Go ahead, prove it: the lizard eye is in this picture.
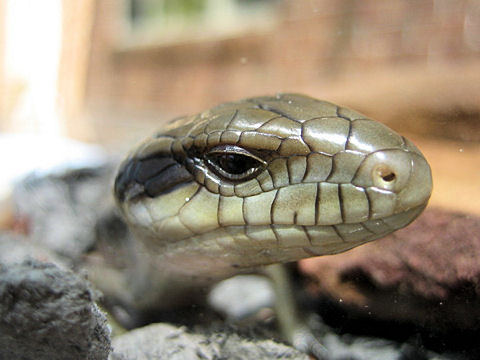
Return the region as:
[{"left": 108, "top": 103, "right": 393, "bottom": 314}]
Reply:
[{"left": 205, "top": 145, "right": 266, "bottom": 181}]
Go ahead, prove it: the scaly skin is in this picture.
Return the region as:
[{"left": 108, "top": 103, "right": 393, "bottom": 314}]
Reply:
[{"left": 114, "top": 93, "right": 432, "bottom": 312}]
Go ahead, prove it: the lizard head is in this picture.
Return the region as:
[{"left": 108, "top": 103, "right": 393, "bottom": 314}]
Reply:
[{"left": 114, "top": 94, "right": 432, "bottom": 272}]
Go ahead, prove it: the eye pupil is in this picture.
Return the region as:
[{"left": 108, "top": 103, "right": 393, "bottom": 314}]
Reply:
[{"left": 218, "top": 154, "right": 257, "bottom": 175}]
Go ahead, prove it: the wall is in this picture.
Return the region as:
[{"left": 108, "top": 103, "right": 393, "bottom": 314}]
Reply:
[{"left": 83, "top": 0, "right": 480, "bottom": 146}]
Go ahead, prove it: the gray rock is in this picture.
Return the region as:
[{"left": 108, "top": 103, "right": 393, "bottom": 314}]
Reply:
[
  {"left": 0, "top": 260, "right": 111, "bottom": 360},
  {"left": 13, "top": 166, "right": 115, "bottom": 260},
  {"left": 109, "top": 319, "right": 453, "bottom": 360},
  {"left": 208, "top": 274, "right": 275, "bottom": 320},
  {"left": 110, "top": 323, "right": 309, "bottom": 360},
  {"left": 0, "top": 232, "right": 71, "bottom": 269}
]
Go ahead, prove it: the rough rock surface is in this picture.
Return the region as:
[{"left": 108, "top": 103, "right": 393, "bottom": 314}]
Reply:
[
  {"left": 109, "top": 316, "right": 452, "bottom": 360},
  {"left": 0, "top": 260, "right": 111, "bottom": 360},
  {"left": 0, "top": 232, "right": 71, "bottom": 269},
  {"left": 299, "top": 207, "right": 480, "bottom": 331},
  {"left": 13, "top": 166, "right": 115, "bottom": 259},
  {"left": 110, "top": 323, "right": 309, "bottom": 360}
]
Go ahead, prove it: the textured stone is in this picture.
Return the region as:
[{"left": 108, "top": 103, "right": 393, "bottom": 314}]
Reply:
[
  {"left": 0, "top": 232, "right": 71, "bottom": 269},
  {"left": 12, "top": 166, "right": 115, "bottom": 259},
  {"left": 109, "top": 323, "right": 308, "bottom": 360},
  {"left": 299, "top": 207, "right": 480, "bottom": 331},
  {"left": 109, "top": 315, "right": 448, "bottom": 360},
  {"left": 0, "top": 260, "right": 111, "bottom": 360}
]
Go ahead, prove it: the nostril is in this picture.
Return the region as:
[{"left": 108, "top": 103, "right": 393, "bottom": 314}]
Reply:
[
  {"left": 376, "top": 165, "right": 396, "bottom": 181},
  {"left": 352, "top": 149, "right": 412, "bottom": 192},
  {"left": 372, "top": 165, "right": 397, "bottom": 190},
  {"left": 381, "top": 171, "right": 396, "bottom": 182}
]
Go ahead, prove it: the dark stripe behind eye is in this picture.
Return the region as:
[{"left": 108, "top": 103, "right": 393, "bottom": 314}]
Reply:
[
  {"left": 115, "top": 156, "right": 194, "bottom": 201},
  {"left": 134, "top": 157, "right": 178, "bottom": 183},
  {"left": 144, "top": 164, "right": 194, "bottom": 197}
]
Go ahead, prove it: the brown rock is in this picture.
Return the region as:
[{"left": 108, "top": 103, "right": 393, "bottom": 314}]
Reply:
[{"left": 299, "top": 207, "right": 480, "bottom": 331}]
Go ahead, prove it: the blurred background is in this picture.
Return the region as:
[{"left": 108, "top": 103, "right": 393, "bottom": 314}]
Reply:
[{"left": 0, "top": 0, "right": 479, "bottom": 214}]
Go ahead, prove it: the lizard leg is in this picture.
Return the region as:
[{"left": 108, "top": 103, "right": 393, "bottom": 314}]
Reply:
[{"left": 265, "top": 263, "right": 329, "bottom": 360}]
